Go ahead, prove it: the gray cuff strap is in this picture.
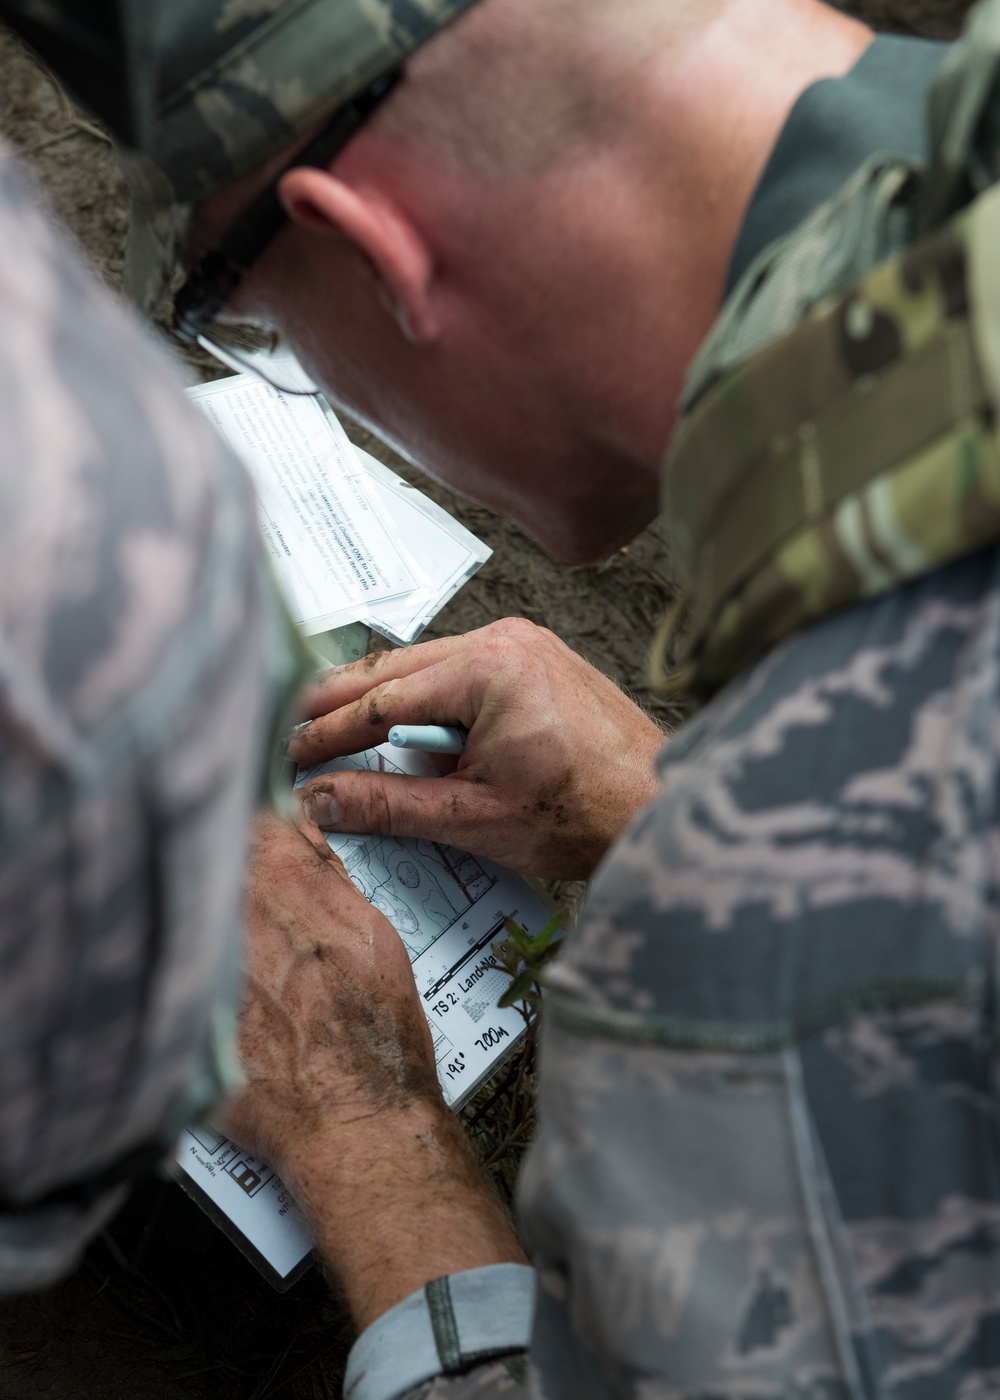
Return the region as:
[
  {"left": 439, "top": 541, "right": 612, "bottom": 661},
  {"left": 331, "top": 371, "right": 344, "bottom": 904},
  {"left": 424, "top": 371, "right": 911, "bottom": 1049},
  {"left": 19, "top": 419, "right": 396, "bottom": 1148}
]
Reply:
[{"left": 344, "top": 1263, "right": 535, "bottom": 1400}]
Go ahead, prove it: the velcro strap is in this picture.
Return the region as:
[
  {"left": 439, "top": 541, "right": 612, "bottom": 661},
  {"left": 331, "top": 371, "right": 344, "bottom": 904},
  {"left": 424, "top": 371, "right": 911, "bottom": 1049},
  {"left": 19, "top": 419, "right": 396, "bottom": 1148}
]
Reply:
[
  {"left": 344, "top": 1264, "right": 535, "bottom": 1400},
  {"left": 654, "top": 193, "right": 1000, "bottom": 697},
  {"left": 689, "top": 319, "right": 987, "bottom": 638}
]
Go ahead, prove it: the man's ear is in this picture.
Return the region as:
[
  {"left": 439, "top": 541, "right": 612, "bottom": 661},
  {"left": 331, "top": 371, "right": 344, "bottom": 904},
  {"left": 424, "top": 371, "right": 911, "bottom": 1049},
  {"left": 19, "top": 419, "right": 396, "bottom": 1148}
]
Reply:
[{"left": 277, "top": 166, "right": 440, "bottom": 343}]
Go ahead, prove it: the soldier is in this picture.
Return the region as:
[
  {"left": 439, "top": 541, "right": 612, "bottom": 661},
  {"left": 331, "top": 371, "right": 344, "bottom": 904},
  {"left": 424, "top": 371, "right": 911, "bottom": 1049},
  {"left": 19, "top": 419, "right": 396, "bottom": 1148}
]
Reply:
[
  {"left": 0, "top": 0, "right": 522, "bottom": 1321},
  {"left": 0, "top": 113, "right": 310, "bottom": 1292},
  {"left": 12, "top": 0, "right": 1000, "bottom": 1398}
]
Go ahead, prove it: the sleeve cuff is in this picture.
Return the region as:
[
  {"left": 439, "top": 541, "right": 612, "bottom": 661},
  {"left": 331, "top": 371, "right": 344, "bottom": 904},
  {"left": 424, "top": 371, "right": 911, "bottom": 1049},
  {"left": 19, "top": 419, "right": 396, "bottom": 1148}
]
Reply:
[{"left": 344, "top": 1263, "right": 535, "bottom": 1400}]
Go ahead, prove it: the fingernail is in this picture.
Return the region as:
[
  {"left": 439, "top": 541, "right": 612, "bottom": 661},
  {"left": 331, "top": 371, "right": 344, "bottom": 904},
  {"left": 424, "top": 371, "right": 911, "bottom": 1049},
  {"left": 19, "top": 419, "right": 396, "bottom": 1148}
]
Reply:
[{"left": 301, "top": 791, "right": 341, "bottom": 829}]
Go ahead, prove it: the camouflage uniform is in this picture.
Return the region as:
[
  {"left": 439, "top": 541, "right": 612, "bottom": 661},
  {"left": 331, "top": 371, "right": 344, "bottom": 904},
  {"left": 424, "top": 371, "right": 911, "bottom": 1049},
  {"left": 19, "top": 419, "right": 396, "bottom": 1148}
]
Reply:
[
  {"left": 523, "top": 559, "right": 1000, "bottom": 1398},
  {"left": 0, "top": 143, "right": 301, "bottom": 1292},
  {"left": 380, "top": 557, "right": 1000, "bottom": 1400},
  {"left": 371, "top": 598, "right": 1000, "bottom": 1400},
  {"left": 349, "top": 9, "right": 1000, "bottom": 1400},
  {"left": 652, "top": 3, "right": 1000, "bottom": 702},
  {"left": 363, "top": 579, "right": 1000, "bottom": 1400}
]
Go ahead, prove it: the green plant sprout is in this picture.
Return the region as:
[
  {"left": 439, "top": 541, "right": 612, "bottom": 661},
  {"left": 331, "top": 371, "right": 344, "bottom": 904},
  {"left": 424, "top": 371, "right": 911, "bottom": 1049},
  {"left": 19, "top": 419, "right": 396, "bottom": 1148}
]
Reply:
[{"left": 492, "top": 910, "right": 566, "bottom": 1025}]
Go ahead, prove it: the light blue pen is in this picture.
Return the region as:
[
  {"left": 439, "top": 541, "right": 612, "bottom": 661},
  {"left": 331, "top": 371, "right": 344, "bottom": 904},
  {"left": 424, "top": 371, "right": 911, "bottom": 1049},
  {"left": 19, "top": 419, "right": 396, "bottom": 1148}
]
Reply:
[{"left": 388, "top": 724, "right": 468, "bottom": 755}]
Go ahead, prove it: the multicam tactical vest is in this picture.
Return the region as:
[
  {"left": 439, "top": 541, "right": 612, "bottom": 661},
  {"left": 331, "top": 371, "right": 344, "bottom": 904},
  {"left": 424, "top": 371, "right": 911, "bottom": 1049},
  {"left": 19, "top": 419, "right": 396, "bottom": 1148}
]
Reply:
[{"left": 652, "top": 0, "right": 1000, "bottom": 699}]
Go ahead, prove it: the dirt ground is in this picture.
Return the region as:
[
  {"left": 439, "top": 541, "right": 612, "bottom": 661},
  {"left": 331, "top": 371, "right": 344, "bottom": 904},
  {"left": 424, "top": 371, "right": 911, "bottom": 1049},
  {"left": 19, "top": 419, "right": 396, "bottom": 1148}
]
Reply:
[{"left": 0, "top": 3, "right": 980, "bottom": 1397}]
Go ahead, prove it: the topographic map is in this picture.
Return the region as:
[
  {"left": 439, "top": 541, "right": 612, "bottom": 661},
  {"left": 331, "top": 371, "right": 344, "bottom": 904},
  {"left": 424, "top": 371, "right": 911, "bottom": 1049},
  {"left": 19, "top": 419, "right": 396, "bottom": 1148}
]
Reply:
[
  {"left": 302, "top": 745, "right": 498, "bottom": 955},
  {"left": 339, "top": 833, "right": 495, "bottom": 955}
]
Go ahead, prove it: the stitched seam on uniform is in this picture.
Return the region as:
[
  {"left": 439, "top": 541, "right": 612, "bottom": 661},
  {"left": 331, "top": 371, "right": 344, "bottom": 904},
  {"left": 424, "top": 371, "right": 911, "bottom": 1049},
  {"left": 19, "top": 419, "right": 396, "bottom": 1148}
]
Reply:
[
  {"left": 425, "top": 1276, "right": 462, "bottom": 1371},
  {"left": 546, "top": 973, "right": 969, "bottom": 1049},
  {"left": 783, "top": 1046, "right": 869, "bottom": 1400}
]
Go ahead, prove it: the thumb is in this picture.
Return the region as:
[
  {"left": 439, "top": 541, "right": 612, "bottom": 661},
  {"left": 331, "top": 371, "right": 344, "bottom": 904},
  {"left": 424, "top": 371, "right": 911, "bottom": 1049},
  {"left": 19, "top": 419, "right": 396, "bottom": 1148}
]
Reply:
[
  {"left": 299, "top": 787, "right": 343, "bottom": 831},
  {"left": 296, "top": 770, "right": 483, "bottom": 847},
  {"left": 292, "top": 793, "right": 345, "bottom": 859}
]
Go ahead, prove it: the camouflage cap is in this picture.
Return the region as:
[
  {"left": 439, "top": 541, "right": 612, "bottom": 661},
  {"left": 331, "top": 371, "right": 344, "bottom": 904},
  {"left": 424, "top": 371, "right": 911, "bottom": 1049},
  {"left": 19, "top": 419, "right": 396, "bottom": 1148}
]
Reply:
[{"left": 121, "top": 0, "right": 484, "bottom": 315}]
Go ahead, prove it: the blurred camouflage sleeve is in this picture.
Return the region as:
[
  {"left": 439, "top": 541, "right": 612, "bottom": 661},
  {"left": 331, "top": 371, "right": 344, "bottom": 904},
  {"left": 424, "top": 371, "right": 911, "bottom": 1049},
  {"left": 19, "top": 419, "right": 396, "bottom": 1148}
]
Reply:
[
  {"left": 514, "top": 544, "right": 1000, "bottom": 1398},
  {"left": 0, "top": 143, "right": 304, "bottom": 1291},
  {"left": 391, "top": 530, "right": 1000, "bottom": 1400}
]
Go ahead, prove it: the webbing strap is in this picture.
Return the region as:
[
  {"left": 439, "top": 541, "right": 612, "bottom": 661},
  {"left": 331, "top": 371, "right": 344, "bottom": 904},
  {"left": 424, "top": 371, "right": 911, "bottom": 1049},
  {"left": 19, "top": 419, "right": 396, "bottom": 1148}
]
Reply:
[{"left": 688, "top": 320, "right": 988, "bottom": 644}]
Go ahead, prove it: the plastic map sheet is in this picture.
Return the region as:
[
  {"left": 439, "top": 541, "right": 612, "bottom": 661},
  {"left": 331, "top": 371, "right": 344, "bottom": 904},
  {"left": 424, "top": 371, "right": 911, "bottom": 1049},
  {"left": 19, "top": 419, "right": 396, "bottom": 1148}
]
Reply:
[
  {"left": 174, "top": 743, "right": 552, "bottom": 1286},
  {"left": 305, "top": 745, "right": 552, "bottom": 1099},
  {"left": 186, "top": 376, "right": 490, "bottom": 644},
  {"left": 173, "top": 1126, "right": 313, "bottom": 1289}
]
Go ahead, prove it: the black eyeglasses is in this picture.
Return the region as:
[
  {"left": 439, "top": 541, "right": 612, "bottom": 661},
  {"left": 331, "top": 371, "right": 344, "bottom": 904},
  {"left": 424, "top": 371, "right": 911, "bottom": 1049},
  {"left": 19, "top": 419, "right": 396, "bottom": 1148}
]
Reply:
[{"left": 172, "top": 67, "right": 403, "bottom": 394}]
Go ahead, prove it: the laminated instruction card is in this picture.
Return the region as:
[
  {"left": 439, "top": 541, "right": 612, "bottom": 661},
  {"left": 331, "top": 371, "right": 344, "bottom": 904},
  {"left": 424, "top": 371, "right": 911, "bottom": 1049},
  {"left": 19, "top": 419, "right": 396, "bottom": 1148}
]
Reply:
[
  {"left": 187, "top": 374, "right": 491, "bottom": 644},
  {"left": 174, "top": 743, "right": 551, "bottom": 1289}
]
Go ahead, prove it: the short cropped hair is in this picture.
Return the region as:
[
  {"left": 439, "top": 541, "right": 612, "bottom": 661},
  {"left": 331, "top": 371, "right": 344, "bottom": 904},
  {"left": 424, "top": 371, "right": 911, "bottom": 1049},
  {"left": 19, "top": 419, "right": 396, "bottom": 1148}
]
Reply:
[{"left": 371, "top": 0, "right": 719, "bottom": 180}]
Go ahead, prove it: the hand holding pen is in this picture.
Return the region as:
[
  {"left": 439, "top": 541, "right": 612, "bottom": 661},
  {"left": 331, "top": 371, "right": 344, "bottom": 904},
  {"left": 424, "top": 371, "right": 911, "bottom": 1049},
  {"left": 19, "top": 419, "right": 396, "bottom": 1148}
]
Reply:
[{"left": 289, "top": 619, "right": 666, "bottom": 880}]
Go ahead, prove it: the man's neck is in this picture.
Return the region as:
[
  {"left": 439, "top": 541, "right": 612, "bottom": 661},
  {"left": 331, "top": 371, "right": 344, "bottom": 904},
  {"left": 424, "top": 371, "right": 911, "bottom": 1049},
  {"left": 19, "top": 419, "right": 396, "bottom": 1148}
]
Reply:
[{"left": 623, "top": 0, "right": 873, "bottom": 459}]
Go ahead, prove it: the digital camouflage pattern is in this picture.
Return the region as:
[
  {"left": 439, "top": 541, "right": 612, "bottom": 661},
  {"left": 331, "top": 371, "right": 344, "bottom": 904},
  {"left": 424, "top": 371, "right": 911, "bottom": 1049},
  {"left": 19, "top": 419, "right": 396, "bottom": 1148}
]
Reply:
[
  {"left": 121, "top": 0, "right": 484, "bottom": 313},
  {"left": 652, "top": 0, "right": 1000, "bottom": 701},
  {"left": 0, "top": 141, "right": 303, "bottom": 1293},
  {"left": 397, "top": 525, "right": 1000, "bottom": 1400},
  {"left": 528, "top": 552, "right": 1000, "bottom": 1398}
]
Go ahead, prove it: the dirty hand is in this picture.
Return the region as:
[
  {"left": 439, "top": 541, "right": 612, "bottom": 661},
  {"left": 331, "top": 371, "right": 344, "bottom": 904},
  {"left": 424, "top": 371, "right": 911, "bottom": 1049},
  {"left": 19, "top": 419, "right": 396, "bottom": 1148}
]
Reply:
[
  {"left": 223, "top": 811, "right": 524, "bottom": 1330},
  {"left": 289, "top": 618, "right": 666, "bottom": 879},
  {"left": 224, "top": 810, "right": 442, "bottom": 1161}
]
